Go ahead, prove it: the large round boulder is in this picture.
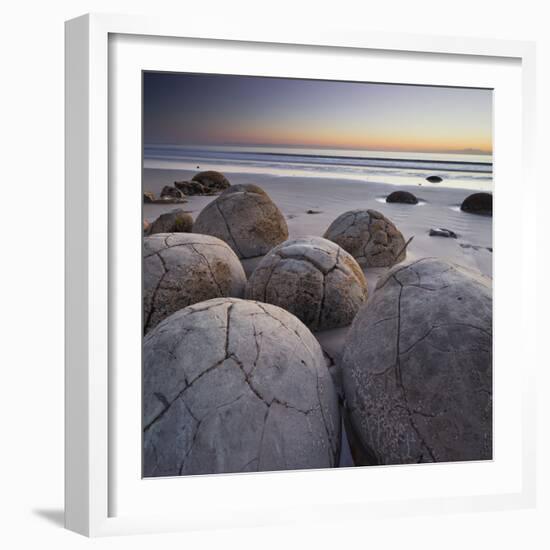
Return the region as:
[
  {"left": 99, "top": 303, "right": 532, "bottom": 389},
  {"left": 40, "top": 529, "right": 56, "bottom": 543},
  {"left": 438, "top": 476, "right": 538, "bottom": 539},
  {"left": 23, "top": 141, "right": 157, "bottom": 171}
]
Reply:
[
  {"left": 148, "top": 209, "right": 193, "bottom": 235},
  {"left": 323, "top": 209, "right": 406, "bottom": 267},
  {"left": 386, "top": 190, "right": 418, "bottom": 204},
  {"left": 143, "top": 233, "right": 246, "bottom": 333},
  {"left": 245, "top": 236, "right": 368, "bottom": 331},
  {"left": 194, "top": 184, "right": 289, "bottom": 259},
  {"left": 143, "top": 297, "right": 341, "bottom": 476},
  {"left": 460, "top": 192, "right": 492, "bottom": 215},
  {"left": 342, "top": 258, "right": 492, "bottom": 465},
  {"left": 191, "top": 170, "right": 231, "bottom": 192}
]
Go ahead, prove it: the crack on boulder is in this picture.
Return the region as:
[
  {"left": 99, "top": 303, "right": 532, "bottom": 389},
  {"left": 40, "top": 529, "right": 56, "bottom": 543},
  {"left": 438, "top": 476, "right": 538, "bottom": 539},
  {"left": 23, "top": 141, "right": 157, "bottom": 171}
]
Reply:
[
  {"left": 315, "top": 369, "right": 338, "bottom": 464},
  {"left": 144, "top": 353, "right": 229, "bottom": 433},
  {"left": 405, "top": 284, "right": 450, "bottom": 292},
  {"left": 256, "top": 303, "right": 318, "bottom": 361},
  {"left": 190, "top": 244, "right": 224, "bottom": 295},
  {"left": 257, "top": 405, "right": 271, "bottom": 468},
  {"left": 377, "top": 258, "right": 436, "bottom": 289},
  {"left": 215, "top": 201, "right": 244, "bottom": 257},
  {"left": 187, "top": 300, "right": 234, "bottom": 315},
  {"left": 393, "top": 278, "right": 437, "bottom": 462},
  {"left": 178, "top": 418, "right": 202, "bottom": 475},
  {"left": 260, "top": 256, "right": 282, "bottom": 302},
  {"left": 144, "top": 268, "right": 168, "bottom": 334}
]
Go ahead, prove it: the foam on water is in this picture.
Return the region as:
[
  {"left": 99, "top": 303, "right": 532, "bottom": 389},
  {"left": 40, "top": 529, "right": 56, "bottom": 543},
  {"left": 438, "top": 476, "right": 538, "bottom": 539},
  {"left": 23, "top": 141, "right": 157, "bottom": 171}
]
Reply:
[{"left": 144, "top": 145, "right": 493, "bottom": 192}]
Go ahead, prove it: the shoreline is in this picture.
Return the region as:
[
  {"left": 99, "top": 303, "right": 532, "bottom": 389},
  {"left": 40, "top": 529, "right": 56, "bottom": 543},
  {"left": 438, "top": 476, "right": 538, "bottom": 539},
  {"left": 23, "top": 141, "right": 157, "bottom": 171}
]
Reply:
[{"left": 143, "top": 168, "right": 493, "bottom": 279}]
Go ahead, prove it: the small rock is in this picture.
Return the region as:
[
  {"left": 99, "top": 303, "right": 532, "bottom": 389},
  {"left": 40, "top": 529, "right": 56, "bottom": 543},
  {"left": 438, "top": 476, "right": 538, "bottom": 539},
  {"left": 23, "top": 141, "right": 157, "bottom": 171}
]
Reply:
[
  {"left": 386, "top": 190, "right": 418, "bottom": 204},
  {"left": 144, "top": 191, "right": 155, "bottom": 203},
  {"left": 148, "top": 209, "right": 193, "bottom": 234},
  {"left": 160, "top": 185, "right": 185, "bottom": 200},
  {"left": 143, "top": 220, "right": 151, "bottom": 234},
  {"left": 306, "top": 209, "right": 322, "bottom": 214},
  {"left": 460, "top": 192, "right": 493, "bottom": 215},
  {"left": 426, "top": 175, "right": 443, "bottom": 183},
  {"left": 429, "top": 228, "right": 458, "bottom": 238}
]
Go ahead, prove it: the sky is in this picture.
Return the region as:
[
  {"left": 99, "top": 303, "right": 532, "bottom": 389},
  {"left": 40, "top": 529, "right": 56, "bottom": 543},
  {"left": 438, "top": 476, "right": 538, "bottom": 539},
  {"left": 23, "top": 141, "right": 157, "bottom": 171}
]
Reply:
[{"left": 143, "top": 72, "right": 493, "bottom": 155}]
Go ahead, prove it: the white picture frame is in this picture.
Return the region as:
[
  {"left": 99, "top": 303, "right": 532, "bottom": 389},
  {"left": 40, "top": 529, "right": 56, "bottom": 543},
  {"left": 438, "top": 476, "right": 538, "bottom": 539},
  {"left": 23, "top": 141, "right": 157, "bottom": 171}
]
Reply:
[{"left": 65, "top": 12, "right": 537, "bottom": 537}]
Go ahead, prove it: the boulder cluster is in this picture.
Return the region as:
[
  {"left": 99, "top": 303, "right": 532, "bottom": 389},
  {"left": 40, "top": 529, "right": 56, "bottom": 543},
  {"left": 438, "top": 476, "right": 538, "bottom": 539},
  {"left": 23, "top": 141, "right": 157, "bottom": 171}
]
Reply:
[{"left": 141, "top": 170, "right": 493, "bottom": 476}]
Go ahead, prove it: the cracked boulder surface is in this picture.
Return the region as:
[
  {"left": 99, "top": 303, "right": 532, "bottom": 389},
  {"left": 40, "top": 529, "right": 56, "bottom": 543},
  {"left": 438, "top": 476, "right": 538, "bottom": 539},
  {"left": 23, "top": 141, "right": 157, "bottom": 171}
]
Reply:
[
  {"left": 342, "top": 258, "right": 492, "bottom": 465},
  {"left": 193, "top": 184, "right": 289, "bottom": 259},
  {"left": 143, "top": 297, "right": 341, "bottom": 477},
  {"left": 245, "top": 236, "right": 368, "bottom": 331},
  {"left": 323, "top": 209, "right": 406, "bottom": 267},
  {"left": 143, "top": 233, "right": 246, "bottom": 333},
  {"left": 148, "top": 209, "right": 193, "bottom": 235}
]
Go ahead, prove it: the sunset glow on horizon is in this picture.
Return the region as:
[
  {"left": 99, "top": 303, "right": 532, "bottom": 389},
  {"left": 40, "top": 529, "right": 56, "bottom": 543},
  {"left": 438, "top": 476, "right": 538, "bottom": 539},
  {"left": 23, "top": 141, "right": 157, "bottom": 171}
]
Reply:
[{"left": 144, "top": 72, "right": 493, "bottom": 155}]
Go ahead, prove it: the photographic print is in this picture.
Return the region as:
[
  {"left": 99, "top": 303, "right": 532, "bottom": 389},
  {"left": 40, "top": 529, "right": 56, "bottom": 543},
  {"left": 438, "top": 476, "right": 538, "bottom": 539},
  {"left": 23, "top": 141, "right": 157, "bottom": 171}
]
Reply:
[{"left": 142, "top": 72, "right": 492, "bottom": 477}]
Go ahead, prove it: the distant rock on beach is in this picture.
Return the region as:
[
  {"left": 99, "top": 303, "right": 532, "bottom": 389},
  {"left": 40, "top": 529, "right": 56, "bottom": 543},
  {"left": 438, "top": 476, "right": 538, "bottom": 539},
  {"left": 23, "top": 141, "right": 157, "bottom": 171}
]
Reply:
[
  {"left": 193, "top": 170, "right": 230, "bottom": 188},
  {"left": 148, "top": 209, "right": 193, "bottom": 235},
  {"left": 174, "top": 170, "right": 232, "bottom": 195},
  {"left": 194, "top": 184, "right": 288, "bottom": 259},
  {"left": 323, "top": 209, "right": 406, "bottom": 268},
  {"left": 143, "top": 233, "right": 246, "bottom": 333},
  {"left": 143, "top": 297, "right": 341, "bottom": 476},
  {"left": 426, "top": 175, "right": 443, "bottom": 183},
  {"left": 161, "top": 185, "right": 185, "bottom": 200},
  {"left": 144, "top": 190, "right": 187, "bottom": 204},
  {"left": 460, "top": 192, "right": 493, "bottom": 215},
  {"left": 386, "top": 190, "right": 418, "bottom": 204},
  {"left": 429, "top": 227, "right": 458, "bottom": 238},
  {"left": 342, "top": 258, "right": 492, "bottom": 465},
  {"left": 246, "top": 236, "right": 368, "bottom": 331}
]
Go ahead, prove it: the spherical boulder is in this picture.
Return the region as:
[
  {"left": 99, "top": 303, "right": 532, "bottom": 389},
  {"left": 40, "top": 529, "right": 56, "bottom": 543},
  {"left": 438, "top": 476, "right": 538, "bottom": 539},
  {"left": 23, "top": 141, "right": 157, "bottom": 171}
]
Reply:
[
  {"left": 323, "top": 209, "right": 406, "bottom": 267},
  {"left": 194, "top": 184, "right": 289, "bottom": 259},
  {"left": 386, "top": 190, "right": 418, "bottom": 204},
  {"left": 460, "top": 192, "right": 492, "bottom": 215},
  {"left": 143, "top": 233, "right": 246, "bottom": 333},
  {"left": 191, "top": 170, "right": 231, "bottom": 192},
  {"left": 342, "top": 258, "right": 492, "bottom": 465},
  {"left": 148, "top": 209, "right": 193, "bottom": 235},
  {"left": 143, "top": 297, "right": 341, "bottom": 476},
  {"left": 246, "top": 236, "right": 368, "bottom": 331}
]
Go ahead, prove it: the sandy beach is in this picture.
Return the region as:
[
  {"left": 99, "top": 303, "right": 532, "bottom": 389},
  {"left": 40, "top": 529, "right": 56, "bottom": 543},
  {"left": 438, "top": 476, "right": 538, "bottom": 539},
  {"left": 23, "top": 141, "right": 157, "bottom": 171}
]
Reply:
[
  {"left": 144, "top": 167, "right": 492, "bottom": 281},
  {"left": 144, "top": 167, "right": 492, "bottom": 469}
]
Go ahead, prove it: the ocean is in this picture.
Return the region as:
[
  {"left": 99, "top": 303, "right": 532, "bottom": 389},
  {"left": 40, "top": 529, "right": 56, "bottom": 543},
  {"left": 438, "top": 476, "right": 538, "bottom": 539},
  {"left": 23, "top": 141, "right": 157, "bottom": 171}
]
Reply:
[{"left": 143, "top": 145, "right": 493, "bottom": 192}]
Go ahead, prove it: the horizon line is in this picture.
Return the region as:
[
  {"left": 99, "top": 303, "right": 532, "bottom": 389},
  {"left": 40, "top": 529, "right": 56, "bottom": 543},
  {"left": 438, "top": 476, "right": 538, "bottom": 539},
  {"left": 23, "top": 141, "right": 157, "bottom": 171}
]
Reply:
[{"left": 143, "top": 143, "right": 493, "bottom": 156}]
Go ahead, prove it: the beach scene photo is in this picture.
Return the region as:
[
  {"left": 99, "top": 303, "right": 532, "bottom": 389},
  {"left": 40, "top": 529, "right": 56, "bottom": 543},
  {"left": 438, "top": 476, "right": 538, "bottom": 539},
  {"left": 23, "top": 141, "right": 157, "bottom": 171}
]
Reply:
[{"left": 142, "top": 72, "right": 493, "bottom": 477}]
